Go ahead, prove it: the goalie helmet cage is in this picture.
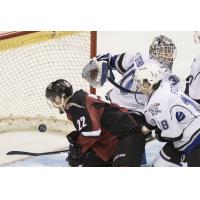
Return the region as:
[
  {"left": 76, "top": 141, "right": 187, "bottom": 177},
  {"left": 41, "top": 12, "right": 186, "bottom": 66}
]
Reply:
[{"left": 0, "top": 31, "right": 97, "bottom": 133}]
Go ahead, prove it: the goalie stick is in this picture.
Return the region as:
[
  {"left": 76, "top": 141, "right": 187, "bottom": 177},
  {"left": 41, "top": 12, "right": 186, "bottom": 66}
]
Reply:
[
  {"left": 7, "top": 149, "right": 69, "bottom": 156},
  {"left": 107, "top": 76, "right": 143, "bottom": 95}
]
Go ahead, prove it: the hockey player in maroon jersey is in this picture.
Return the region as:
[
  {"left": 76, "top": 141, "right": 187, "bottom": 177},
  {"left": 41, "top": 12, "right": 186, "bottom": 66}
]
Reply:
[{"left": 45, "top": 79, "right": 146, "bottom": 167}]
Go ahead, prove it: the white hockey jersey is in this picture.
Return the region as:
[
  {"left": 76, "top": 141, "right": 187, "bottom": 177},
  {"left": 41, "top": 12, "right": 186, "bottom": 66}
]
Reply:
[
  {"left": 188, "top": 54, "right": 200, "bottom": 100},
  {"left": 144, "top": 81, "right": 200, "bottom": 154},
  {"left": 99, "top": 52, "right": 179, "bottom": 114}
]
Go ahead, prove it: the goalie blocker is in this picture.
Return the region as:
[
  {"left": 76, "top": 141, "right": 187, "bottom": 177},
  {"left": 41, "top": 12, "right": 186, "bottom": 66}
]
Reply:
[{"left": 45, "top": 79, "right": 146, "bottom": 167}]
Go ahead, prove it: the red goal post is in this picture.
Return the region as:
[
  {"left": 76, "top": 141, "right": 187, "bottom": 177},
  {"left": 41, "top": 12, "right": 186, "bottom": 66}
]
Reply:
[{"left": 0, "top": 31, "right": 97, "bottom": 133}]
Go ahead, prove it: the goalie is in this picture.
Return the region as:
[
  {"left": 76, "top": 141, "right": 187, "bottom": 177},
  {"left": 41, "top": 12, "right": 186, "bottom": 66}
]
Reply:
[{"left": 45, "top": 79, "right": 146, "bottom": 167}]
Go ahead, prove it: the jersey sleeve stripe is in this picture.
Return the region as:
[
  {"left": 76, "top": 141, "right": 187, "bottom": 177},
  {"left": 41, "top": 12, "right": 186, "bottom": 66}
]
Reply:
[
  {"left": 81, "top": 130, "right": 101, "bottom": 137},
  {"left": 115, "top": 53, "right": 126, "bottom": 74},
  {"left": 194, "top": 72, "right": 200, "bottom": 80}
]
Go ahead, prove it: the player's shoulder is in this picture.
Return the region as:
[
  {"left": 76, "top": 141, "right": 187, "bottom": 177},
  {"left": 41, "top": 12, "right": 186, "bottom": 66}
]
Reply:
[
  {"left": 149, "top": 82, "right": 172, "bottom": 104},
  {"left": 137, "top": 51, "right": 150, "bottom": 62},
  {"left": 191, "top": 54, "right": 200, "bottom": 68},
  {"left": 69, "top": 89, "right": 87, "bottom": 105},
  {"left": 147, "top": 83, "right": 175, "bottom": 115}
]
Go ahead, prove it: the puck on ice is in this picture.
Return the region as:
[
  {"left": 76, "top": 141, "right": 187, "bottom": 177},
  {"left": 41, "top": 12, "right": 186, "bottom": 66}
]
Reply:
[{"left": 38, "top": 124, "right": 47, "bottom": 132}]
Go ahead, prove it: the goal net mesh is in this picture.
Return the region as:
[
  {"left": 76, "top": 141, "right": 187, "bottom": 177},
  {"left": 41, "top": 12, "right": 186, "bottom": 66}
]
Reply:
[{"left": 0, "top": 31, "right": 95, "bottom": 133}]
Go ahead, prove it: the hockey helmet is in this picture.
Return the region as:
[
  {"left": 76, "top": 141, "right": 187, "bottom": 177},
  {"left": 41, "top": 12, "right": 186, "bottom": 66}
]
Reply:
[
  {"left": 45, "top": 79, "right": 73, "bottom": 101},
  {"left": 45, "top": 79, "right": 73, "bottom": 113},
  {"left": 134, "top": 62, "right": 162, "bottom": 92},
  {"left": 149, "top": 35, "right": 176, "bottom": 70}
]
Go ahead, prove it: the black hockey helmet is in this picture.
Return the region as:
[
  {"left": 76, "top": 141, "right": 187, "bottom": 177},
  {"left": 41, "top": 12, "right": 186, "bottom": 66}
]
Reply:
[{"left": 45, "top": 79, "right": 73, "bottom": 101}]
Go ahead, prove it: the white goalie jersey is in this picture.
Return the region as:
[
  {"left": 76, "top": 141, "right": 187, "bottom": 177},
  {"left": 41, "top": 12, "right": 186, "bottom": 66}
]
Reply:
[
  {"left": 144, "top": 81, "right": 200, "bottom": 153},
  {"left": 99, "top": 52, "right": 180, "bottom": 114},
  {"left": 188, "top": 54, "right": 200, "bottom": 101}
]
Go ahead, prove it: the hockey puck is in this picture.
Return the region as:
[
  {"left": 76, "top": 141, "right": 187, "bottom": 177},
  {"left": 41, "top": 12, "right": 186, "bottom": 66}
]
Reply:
[{"left": 38, "top": 124, "right": 47, "bottom": 132}]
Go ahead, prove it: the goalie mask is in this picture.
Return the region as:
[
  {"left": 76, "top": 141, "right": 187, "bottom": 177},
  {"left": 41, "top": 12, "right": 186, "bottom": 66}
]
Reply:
[
  {"left": 134, "top": 63, "right": 162, "bottom": 94},
  {"left": 149, "top": 35, "right": 176, "bottom": 71},
  {"left": 45, "top": 79, "right": 73, "bottom": 114}
]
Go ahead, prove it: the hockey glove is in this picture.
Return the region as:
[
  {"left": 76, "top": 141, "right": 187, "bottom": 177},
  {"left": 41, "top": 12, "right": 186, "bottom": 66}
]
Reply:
[
  {"left": 66, "top": 131, "right": 85, "bottom": 167},
  {"left": 82, "top": 57, "right": 108, "bottom": 88},
  {"left": 66, "top": 131, "right": 80, "bottom": 146},
  {"left": 66, "top": 144, "right": 85, "bottom": 167}
]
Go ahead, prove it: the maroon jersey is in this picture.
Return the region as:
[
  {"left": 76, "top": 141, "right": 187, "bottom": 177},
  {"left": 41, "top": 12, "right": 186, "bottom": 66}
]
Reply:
[{"left": 65, "top": 90, "right": 138, "bottom": 161}]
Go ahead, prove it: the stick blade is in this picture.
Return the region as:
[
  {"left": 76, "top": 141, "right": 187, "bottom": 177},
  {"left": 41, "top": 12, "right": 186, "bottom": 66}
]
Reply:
[{"left": 7, "top": 151, "right": 37, "bottom": 156}]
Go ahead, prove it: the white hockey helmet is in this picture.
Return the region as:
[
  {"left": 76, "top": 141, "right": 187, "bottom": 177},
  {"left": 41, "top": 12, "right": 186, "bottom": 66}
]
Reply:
[
  {"left": 149, "top": 35, "right": 176, "bottom": 70},
  {"left": 134, "top": 62, "right": 162, "bottom": 92}
]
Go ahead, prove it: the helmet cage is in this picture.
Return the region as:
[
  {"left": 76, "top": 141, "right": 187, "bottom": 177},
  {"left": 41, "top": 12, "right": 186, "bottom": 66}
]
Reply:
[
  {"left": 150, "top": 35, "right": 176, "bottom": 69},
  {"left": 46, "top": 94, "right": 66, "bottom": 113}
]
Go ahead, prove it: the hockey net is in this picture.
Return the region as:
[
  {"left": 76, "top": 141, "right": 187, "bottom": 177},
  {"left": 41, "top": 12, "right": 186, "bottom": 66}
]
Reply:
[{"left": 0, "top": 31, "right": 97, "bottom": 133}]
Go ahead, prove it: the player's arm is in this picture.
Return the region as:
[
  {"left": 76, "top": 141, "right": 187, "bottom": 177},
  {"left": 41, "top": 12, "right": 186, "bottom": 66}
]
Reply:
[
  {"left": 186, "top": 54, "right": 200, "bottom": 103},
  {"left": 66, "top": 102, "right": 102, "bottom": 166},
  {"left": 95, "top": 53, "right": 134, "bottom": 73},
  {"left": 184, "top": 75, "right": 191, "bottom": 95},
  {"left": 141, "top": 121, "right": 156, "bottom": 135}
]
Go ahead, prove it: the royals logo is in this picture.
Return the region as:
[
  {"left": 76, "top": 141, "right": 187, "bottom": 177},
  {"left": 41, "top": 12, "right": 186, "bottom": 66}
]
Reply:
[{"left": 148, "top": 103, "right": 161, "bottom": 116}]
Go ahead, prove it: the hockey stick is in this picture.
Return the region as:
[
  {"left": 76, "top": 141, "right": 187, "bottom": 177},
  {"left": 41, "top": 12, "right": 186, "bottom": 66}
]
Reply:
[
  {"left": 145, "top": 135, "right": 156, "bottom": 144},
  {"left": 7, "top": 149, "right": 69, "bottom": 156},
  {"left": 107, "top": 77, "right": 143, "bottom": 95}
]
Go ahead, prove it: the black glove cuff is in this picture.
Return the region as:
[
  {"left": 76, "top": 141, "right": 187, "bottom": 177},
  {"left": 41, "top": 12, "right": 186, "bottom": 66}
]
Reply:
[
  {"left": 67, "top": 131, "right": 80, "bottom": 145},
  {"left": 143, "top": 122, "right": 156, "bottom": 131}
]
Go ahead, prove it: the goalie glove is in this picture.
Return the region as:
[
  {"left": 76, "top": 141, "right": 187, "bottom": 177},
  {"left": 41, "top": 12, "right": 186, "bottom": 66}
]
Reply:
[{"left": 82, "top": 57, "right": 109, "bottom": 88}]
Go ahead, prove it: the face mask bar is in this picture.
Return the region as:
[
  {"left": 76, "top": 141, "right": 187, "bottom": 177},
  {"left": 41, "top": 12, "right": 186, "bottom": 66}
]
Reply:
[
  {"left": 152, "top": 44, "right": 176, "bottom": 63},
  {"left": 46, "top": 94, "right": 66, "bottom": 113}
]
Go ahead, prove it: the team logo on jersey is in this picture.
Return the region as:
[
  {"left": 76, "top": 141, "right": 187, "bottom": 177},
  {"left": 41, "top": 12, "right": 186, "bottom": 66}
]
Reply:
[
  {"left": 135, "top": 55, "right": 144, "bottom": 67},
  {"left": 148, "top": 103, "right": 161, "bottom": 116},
  {"left": 176, "top": 111, "right": 186, "bottom": 122}
]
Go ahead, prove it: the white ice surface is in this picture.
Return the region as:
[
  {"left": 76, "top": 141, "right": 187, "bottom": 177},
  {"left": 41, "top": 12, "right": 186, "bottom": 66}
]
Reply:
[
  {"left": 0, "top": 131, "right": 68, "bottom": 166},
  {"left": 2, "top": 132, "right": 164, "bottom": 167}
]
